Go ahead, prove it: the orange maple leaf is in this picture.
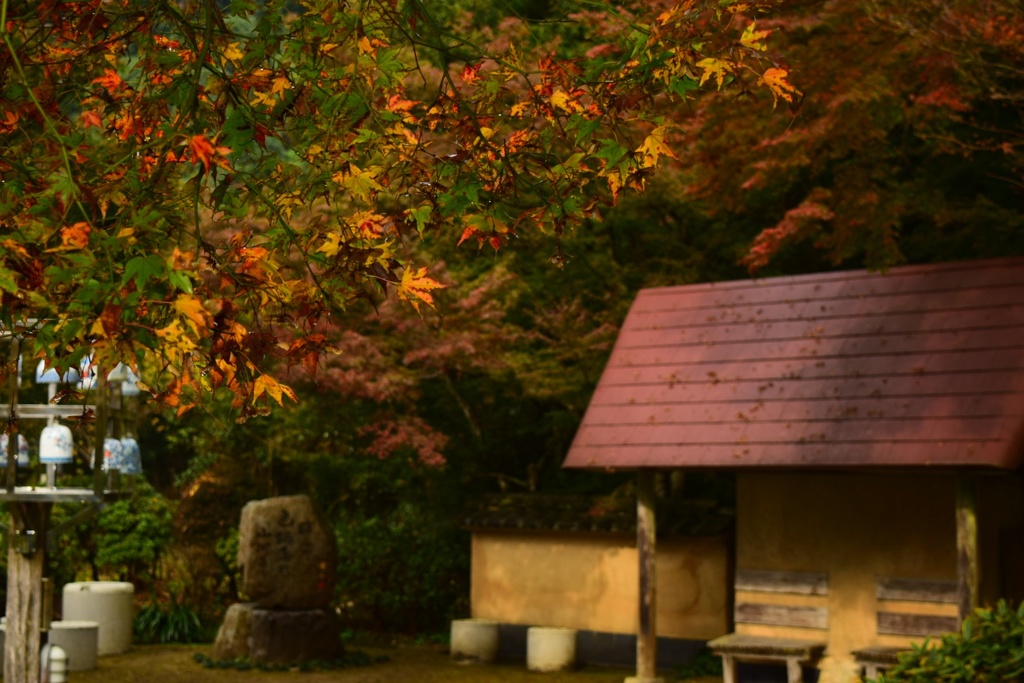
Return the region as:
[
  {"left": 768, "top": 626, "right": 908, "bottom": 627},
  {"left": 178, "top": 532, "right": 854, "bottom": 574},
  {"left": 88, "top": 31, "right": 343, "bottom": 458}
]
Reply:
[
  {"left": 188, "top": 135, "right": 231, "bottom": 173},
  {"left": 92, "top": 69, "right": 124, "bottom": 94},
  {"left": 461, "top": 64, "right": 482, "bottom": 85},
  {"left": 760, "top": 68, "right": 801, "bottom": 109},
  {"left": 80, "top": 110, "right": 103, "bottom": 129},
  {"left": 387, "top": 94, "right": 416, "bottom": 113},
  {"left": 397, "top": 266, "right": 445, "bottom": 312},
  {"left": 0, "top": 110, "right": 18, "bottom": 134},
  {"left": 60, "top": 222, "right": 91, "bottom": 249}
]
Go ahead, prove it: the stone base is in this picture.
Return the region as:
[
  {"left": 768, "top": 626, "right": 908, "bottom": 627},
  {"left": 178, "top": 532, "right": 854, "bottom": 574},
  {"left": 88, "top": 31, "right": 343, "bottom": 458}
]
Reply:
[
  {"left": 211, "top": 603, "right": 256, "bottom": 661},
  {"left": 249, "top": 608, "right": 342, "bottom": 665}
]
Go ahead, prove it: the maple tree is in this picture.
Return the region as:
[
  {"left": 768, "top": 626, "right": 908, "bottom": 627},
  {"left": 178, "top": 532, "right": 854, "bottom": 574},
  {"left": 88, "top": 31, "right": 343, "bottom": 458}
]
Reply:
[
  {"left": 676, "top": 0, "right": 1024, "bottom": 272},
  {"left": 0, "top": 0, "right": 797, "bottom": 420}
]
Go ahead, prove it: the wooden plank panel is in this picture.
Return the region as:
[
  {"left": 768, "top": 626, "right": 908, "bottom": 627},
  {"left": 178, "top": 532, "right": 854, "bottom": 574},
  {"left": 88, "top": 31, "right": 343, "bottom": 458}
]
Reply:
[
  {"left": 600, "top": 349, "right": 1024, "bottom": 385},
  {"left": 618, "top": 308, "right": 1024, "bottom": 349},
  {"left": 562, "top": 440, "right": 1009, "bottom": 469},
  {"left": 610, "top": 329, "right": 1024, "bottom": 368},
  {"left": 736, "top": 570, "right": 828, "bottom": 596},
  {"left": 571, "top": 416, "right": 1008, "bottom": 447},
  {"left": 630, "top": 283, "right": 1024, "bottom": 320},
  {"left": 877, "top": 612, "right": 959, "bottom": 636},
  {"left": 877, "top": 577, "right": 958, "bottom": 604},
  {"left": 735, "top": 603, "right": 828, "bottom": 630},
  {"left": 631, "top": 262, "right": 1024, "bottom": 314},
  {"left": 582, "top": 395, "right": 1019, "bottom": 427},
  {"left": 588, "top": 372, "right": 1024, "bottom": 406}
]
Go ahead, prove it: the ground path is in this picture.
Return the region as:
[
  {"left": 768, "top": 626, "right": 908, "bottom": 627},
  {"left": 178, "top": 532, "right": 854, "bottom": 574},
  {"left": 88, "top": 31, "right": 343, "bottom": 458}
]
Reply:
[{"left": 70, "top": 642, "right": 721, "bottom": 683}]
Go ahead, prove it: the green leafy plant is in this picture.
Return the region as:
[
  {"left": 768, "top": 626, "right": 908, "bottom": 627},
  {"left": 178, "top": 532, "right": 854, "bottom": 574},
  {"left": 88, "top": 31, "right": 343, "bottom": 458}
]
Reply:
[
  {"left": 874, "top": 600, "right": 1024, "bottom": 683},
  {"left": 134, "top": 599, "right": 206, "bottom": 645},
  {"left": 674, "top": 648, "right": 723, "bottom": 680}
]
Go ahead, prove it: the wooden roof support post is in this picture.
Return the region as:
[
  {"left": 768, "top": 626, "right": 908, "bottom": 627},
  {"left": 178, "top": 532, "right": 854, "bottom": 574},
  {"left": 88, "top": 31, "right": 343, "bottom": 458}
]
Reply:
[
  {"left": 956, "top": 476, "right": 979, "bottom": 623},
  {"left": 627, "top": 470, "right": 664, "bottom": 683},
  {"left": 4, "top": 502, "right": 50, "bottom": 683},
  {"left": 6, "top": 336, "right": 20, "bottom": 491}
]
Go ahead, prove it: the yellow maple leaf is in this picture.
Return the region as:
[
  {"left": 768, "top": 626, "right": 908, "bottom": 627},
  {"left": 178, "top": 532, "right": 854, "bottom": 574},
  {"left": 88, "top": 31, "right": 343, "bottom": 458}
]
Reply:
[
  {"left": 740, "top": 22, "right": 772, "bottom": 51},
  {"left": 333, "top": 164, "right": 383, "bottom": 203},
  {"left": 636, "top": 126, "right": 678, "bottom": 169},
  {"left": 397, "top": 266, "right": 445, "bottom": 312},
  {"left": 224, "top": 42, "right": 244, "bottom": 63},
  {"left": 607, "top": 170, "right": 622, "bottom": 202},
  {"left": 550, "top": 90, "right": 583, "bottom": 114},
  {"left": 252, "top": 374, "right": 297, "bottom": 406},
  {"left": 760, "top": 67, "right": 801, "bottom": 108},
  {"left": 271, "top": 76, "right": 291, "bottom": 97},
  {"left": 510, "top": 102, "right": 530, "bottom": 117},
  {"left": 317, "top": 232, "right": 341, "bottom": 257},
  {"left": 696, "top": 57, "right": 732, "bottom": 90},
  {"left": 174, "top": 294, "right": 209, "bottom": 335}
]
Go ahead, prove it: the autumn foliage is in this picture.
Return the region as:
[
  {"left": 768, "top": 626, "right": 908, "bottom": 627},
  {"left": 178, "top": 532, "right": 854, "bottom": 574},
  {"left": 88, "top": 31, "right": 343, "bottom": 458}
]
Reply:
[{"left": 0, "top": 0, "right": 795, "bottom": 418}]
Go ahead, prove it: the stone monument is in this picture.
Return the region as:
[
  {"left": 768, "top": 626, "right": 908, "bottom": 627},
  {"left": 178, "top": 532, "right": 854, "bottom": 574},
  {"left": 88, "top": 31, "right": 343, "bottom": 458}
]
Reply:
[{"left": 212, "top": 495, "right": 342, "bottom": 664}]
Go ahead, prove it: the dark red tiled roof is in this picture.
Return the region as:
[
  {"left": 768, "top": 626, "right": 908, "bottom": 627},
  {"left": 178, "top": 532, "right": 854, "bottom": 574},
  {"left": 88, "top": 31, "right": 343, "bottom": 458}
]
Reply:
[{"left": 563, "top": 258, "right": 1024, "bottom": 470}]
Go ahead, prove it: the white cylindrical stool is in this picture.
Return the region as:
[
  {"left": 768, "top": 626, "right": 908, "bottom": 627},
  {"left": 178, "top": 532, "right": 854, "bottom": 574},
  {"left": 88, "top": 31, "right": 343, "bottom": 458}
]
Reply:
[
  {"left": 48, "top": 620, "right": 100, "bottom": 670},
  {"left": 450, "top": 618, "right": 499, "bottom": 664},
  {"left": 62, "top": 582, "right": 134, "bottom": 655},
  {"left": 527, "top": 626, "right": 577, "bottom": 672}
]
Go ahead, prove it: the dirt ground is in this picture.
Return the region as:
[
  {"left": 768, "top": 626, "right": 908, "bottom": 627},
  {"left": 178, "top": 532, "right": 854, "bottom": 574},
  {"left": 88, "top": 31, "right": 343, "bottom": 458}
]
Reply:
[{"left": 68, "top": 643, "right": 722, "bottom": 683}]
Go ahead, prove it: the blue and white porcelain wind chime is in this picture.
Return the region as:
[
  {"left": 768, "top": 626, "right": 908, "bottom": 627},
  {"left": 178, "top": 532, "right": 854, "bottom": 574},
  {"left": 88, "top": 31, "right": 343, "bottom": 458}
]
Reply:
[{"left": 3, "top": 354, "right": 144, "bottom": 490}]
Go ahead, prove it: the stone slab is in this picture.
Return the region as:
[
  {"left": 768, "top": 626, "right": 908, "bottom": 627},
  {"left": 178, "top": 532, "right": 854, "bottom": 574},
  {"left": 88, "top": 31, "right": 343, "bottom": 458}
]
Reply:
[{"left": 238, "top": 495, "right": 337, "bottom": 609}]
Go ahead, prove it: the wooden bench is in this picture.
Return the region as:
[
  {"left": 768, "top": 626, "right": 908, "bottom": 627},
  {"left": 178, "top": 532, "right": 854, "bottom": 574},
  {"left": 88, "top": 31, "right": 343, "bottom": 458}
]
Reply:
[
  {"left": 851, "top": 645, "right": 904, "bottom": 680},
  {"left": 709, "top": 570, "right": 829, "bottom": 683},
  {"left": 853, "top": 577, "right": 959, "bottom": 679}
]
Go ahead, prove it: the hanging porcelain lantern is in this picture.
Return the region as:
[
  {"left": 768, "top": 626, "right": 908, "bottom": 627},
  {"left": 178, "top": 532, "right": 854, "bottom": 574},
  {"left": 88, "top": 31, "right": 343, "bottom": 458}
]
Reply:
[
  {"left": 102, "top": 438, "right": 123, "bottom": 471},
  {"left": 78, "top": 355, "right": 97, "bottom": 390},
  {"left": 0, "top": 434, "right": 30, "bottom": 468},
  {"left": 108, "top": 363, "right": 141, "bottom": 396},
  {"left": 40, "top": 424, "right": 74, "bottom": 465},
  {"left": 119, "top": 437, "right": 142, "bottom": 475}
]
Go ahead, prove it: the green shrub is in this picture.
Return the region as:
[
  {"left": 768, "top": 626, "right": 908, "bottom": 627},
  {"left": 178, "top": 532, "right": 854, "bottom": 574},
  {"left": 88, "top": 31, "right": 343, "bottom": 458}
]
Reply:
[
  {"left": 134, "top": 598, "right": 206, "bottom": 644},
  {"left": 675, "top": 648, "right": 723, "bottom": 680},
  {"left": 874, "top": 600, "right": 1024, "bottom": 683}
]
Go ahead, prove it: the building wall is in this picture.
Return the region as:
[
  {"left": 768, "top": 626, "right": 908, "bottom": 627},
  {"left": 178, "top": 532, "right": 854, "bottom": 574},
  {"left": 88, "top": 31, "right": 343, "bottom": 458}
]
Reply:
[
  {"left": 737, "top": 471, "right": 1023, "bottom": 683},
  {"left": 471, "top": 531, "right": 729, "bottom": 640}
]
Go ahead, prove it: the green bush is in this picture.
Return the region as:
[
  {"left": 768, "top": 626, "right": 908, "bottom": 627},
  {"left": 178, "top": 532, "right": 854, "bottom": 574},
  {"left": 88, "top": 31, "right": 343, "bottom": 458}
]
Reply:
[
  {"left": 874, "top": 600, "right": 1024, "bottom": 683},
  {"left": 134, "top": 598, "right": 206, "bottom": 644}
]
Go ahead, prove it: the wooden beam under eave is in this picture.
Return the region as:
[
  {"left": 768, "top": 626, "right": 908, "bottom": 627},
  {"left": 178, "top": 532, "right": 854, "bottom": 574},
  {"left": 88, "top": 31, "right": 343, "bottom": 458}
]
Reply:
[
  {"left": 956, "top": 476, "right": 979, "bottom": 623},
  {"left": 626, "top": 470, "right": 664, "bottom": 683}
]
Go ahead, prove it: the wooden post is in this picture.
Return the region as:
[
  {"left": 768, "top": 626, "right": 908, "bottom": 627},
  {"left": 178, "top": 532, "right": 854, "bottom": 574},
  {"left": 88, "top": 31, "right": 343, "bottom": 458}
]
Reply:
[
  {"left": 6, "top": 336, "right": 19, "bottom": 491},
  {"left": 4, "top": 502, "right": 50, "bottom": 683},
  {"left": 627, "top": 470, "right": 663, "bottom": 683},
  {"left": 956, "top": 476, "right": 979, "bottom": 623},
  {"left": 93, "top": 367, "right": 108, "bottom": 497}
]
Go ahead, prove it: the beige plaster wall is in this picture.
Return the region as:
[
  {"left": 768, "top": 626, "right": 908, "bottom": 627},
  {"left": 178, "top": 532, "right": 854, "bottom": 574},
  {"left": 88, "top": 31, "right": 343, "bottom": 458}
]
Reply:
[
  {"left": 737, "top": 472, "right": 990, "bottom": 683},
  {"left": 471, "top": 532, "right": 729, "bottom": 640}
]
